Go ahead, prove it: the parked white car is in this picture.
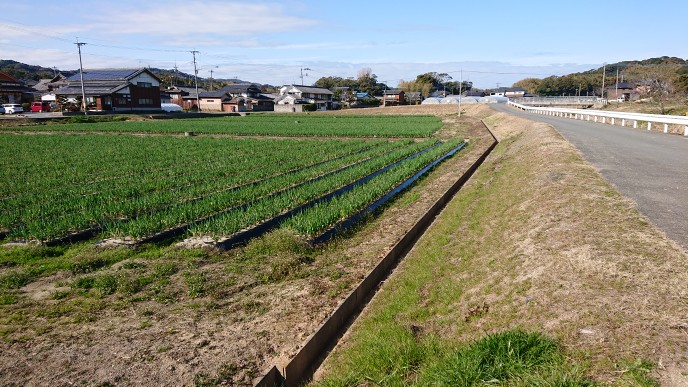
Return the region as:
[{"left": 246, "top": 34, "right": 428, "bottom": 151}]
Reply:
[{"left": 2, "top": 104, "right": 23, "bottom": 114}]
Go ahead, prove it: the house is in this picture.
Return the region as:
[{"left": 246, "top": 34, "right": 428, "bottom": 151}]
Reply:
[
  {"left": 465, "top": 90, "right": 486, "bottom": 97},
  {"left": 197, "top": 90, "right": 247, "bottom": 112},
  {"left": 382, "top": 89, "right": 405, "bottom": 106},
  {"left": 429, "top": 91, "right": 447, "bottom": 98},
  {"left": 0, "top": 70, "right": 30, "bottom": 104},
  {"left": 54, "top": 68, "right": 162, "bottom": 111},
  {"left": 165, "top": 86, "right": 206, "bottom": 111},
  {"left": 605, "top": 82, "right": 640, "bottom": 101},
  {"left": 405, "top": 91, "right": 422, "bottom": 105},
  {"left": 33, "top": 74, "right": 68, "bottom": 94},
  {"left": 198, "top": 90, "right": 231, "bottom": 111},
  {"left": 217, "top": 84, "right": 274, "bottom": 111},
  {"left": 275, "top": 85, "right": 334, "bottom": 111},
  {"left": 197, "top": 84, "right": 274, "bottom": 112},
  {"left": 33, "top": 74, "right": 69, "bottom": 104},
  {"left": 490, "top": 87, "right": 526, "bottom": 98}
]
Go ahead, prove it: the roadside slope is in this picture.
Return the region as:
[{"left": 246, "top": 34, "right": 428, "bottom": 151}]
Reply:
[{"left": 315, "top": 110, "right": 688, "bottom": 385}]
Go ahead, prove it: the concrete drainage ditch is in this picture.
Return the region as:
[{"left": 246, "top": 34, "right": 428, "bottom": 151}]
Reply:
[{"left": 254, "top": 121, "right": 498, "bottom": 386}]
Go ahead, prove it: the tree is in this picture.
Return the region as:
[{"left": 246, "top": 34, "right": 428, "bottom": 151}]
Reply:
[
  {"left": 357, "top": 68, "right": 381, "bottom": 95},
  {"left": 624, "top": 64, "right": 681, "bottom": 114},
  {"left": 399, "top": 79, "right": 433, "bottom": 96},
  {"left": 513, "top": 78, "right": 541, "bottom": 95}
]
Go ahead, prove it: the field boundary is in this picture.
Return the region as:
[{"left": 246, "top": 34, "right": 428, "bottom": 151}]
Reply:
[{"left": 254, "top": 121, "right": 498, "bottom": 386}]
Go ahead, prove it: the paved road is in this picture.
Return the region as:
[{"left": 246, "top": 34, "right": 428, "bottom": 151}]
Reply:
[{"left": 490, "top": 103, "right": 688, "bottom": 251}]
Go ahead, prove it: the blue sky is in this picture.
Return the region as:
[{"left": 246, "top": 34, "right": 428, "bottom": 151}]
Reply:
[{"left": 1, "top": 0, "right": 686, "bottom": 88}]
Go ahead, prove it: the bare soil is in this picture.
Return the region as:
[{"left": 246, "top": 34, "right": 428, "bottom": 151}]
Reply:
[{"left": 0, "top": 105, "right": 493, "bottom": 386}]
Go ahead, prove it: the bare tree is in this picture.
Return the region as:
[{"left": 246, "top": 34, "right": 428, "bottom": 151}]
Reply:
[
  {"left": 624, "top": 65, "right": 680, "bottom": 114},
  {"left": 357, "top": 68, "right": 373, "bottom": 80}
]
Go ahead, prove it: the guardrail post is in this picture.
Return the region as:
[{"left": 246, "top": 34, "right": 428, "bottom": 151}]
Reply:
[
  {"left": 648, "top": 122, "right": 652, "bottom": 131},
  {"left": 684, "top": 125, "right": 688, "bottom": 136},
  {"left": 594, "top": 116, "right": 598, "bottom": 122},
  {"left": 611, "top": 118, "right": 615, "bottom": 125},
  {"left": 587, "top": 114, "right": 590, "bottom": 121},
  {"left": 634, "top": 120, "right": 638, "bottom": 128},
  {"left": 621, "top": 119, "right": 626, "bottom": 127},
  {"left": 664, "top": 123, "right": 669, "bottom": 133},
  {"left": 602, "top": 117, "right": 606, "bottom": 124}
]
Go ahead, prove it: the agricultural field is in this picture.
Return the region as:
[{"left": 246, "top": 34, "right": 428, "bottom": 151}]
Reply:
[
  {"left": 0, "top": 114, "right": 442, "bottom": 137},
  {"left": 0, "top": 106, "right": 490, "bottom": 385},
  {"left": 1, "top": 116, "right": 459, "bottom": 245}
]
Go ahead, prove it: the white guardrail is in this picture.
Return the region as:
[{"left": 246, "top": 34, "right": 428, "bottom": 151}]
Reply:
[{"left": 508, "top": 101, "right": 688, "bottom": 137}]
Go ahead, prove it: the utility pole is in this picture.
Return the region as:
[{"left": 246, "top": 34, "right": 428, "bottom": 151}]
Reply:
[
  {"left": 191, "top": 50, "right": 200, "bottom": 111},
  {"left": 458, "top": 68, "right": 463, "bottom": 118},
  {"left": 75, "top": 39, "right": 88, "bottom": 116},
  {"left": 52, "top": 66, "right": 58, "bottom": 78},
  {"left": 173, "top": 63, "right": 178, "bottom": 87},
  {"left": 601, "top": 63, "right": 606, "bottom": 100},
  {"left": 209, "top": 66, "right": 219, "bottom": 91},
  {"left": 300, "top": 67, "right": 311, "bottom": 85},
  {"left": 615, "top": 67, "right": 619, "bottom": 100}
]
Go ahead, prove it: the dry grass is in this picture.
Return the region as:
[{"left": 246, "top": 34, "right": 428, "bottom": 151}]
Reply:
[
  {"left": 447, "top": 111, "right": 688, "bottom": 383},
  {"left": 316, "top": 107, "right": 688, "bottom": 385}
]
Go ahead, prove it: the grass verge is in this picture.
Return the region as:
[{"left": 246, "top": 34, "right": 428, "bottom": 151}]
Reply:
[{"left": 314, "top": 109, "right": 688, "bottom": 385}]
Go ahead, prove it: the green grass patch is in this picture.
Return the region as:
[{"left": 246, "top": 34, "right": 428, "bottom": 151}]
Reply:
[{"left": 315, "top": 329, "right": 592, "bottom": 386}]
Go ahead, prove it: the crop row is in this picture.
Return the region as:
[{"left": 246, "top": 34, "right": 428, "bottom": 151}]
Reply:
[
  {"left": 112, "top": 139, "right": 439, "bottom": 240},
  {"left": 2, "top": 137, "right": 382, "bottom": 226},
  {"left": 2, "top": 138, "right": 430, "bottom": 242},
  {"left": 1, "top": 135, "right": 372, "bottom": 199},
  {"left": 283, "top": 139, "right": 465, "bottom": 237},
  {"left": 1, "top": 114, "right": 442, "bottom": 138},
  {"left": 187, "top": 139, "right": 459, "bottom": 240}
]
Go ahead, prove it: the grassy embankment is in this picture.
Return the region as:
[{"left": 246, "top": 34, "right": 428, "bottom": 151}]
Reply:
[{"left": 314, "top": 109, "right": 688, "bottom": 386}]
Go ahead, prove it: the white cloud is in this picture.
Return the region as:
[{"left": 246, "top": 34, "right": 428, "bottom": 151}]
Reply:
[{"left": 88, "top": 2, "right": 318, "bottom": 36}]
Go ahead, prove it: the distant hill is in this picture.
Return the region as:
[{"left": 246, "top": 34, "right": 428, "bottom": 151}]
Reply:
[
  {"left": 0, "top": 60, "right": 76, "bottom": 81},
  {"left": 513, "top": 56, "right": 688, "bottom": 96},
  {"left": 581, "top": 56, "right": 688, "bottom": 75}
]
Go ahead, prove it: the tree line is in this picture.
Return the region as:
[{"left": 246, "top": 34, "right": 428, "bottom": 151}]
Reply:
[
  {"left": 512, "top": 57, "right": 688, "bottom": 114},
  {"left": 315, "top": 70, "right": 473, "bottom": 98}
]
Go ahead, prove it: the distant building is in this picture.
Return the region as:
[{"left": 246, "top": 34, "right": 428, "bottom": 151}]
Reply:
[
  {"left": 55, "top": 68, "right": 162, "bottom": 111},
  {"left": 165, "top": 86, "right": 206, "bottom": 111},
  {"left": 605, "top": 82, "right": 640, "bottom": 101},
  {"left": 382, "top": 89, "right": 405, "bottom": 106},
  {"left": 405, "top": 91, "right": 422, "bottom": 105},
  {"left": 0, "top": 70, "right": 30, "bottom": 104},
  {"left": 490, "top": 87, "right": 526, "bottom": 98},
  {"left": 275, "top": 85, "right": 334, "bottom": 111}
]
